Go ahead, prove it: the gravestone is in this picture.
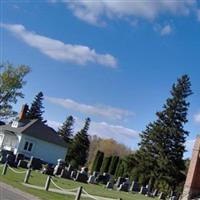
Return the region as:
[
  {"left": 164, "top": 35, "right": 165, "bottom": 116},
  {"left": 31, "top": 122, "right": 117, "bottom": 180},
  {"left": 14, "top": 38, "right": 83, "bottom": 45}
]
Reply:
[
  {"left": 130, "top": 181, "right": 140, "bottom": 192},
  {"left": 6, "top": 154, "right": 16, "bottom": 167},
  {"left": 71, "top": 170, "right": 77, "bottom": 179},
  {"left": 60, "top": 168, "right": 71, "bottom": 179},
  {"left": 42, "top": 164, "right": 54, "bottom": 175},
  {"left": 75, "top": 171, "right": 88, "bottom": 183},
  {"left": 27, "top": 156, "right": 42, "bottom": 170},
  {"left": 118, "top": 178, "right": 130, "bottom": 192},
  {"left": 88, "top": 175, "right": 96, "bottom": 184},
  {"left": 53, "top": 159, "right": 65, "bottom": 175},
  {"left": 93, "top": 171, "right": 99, "bottom": 177},
  {"left": 106, "top": 181, "right": 113, "bottom": 189},
  {"left": 115, "top": 177, "right": 126, "bottom": 187},
  {"left": 0, "top": 150, "right": 13, "bottom": 164},
  {"left": 158, "top": 192, "right": 165, "bottom": 200},
  {"left": 152, "top": 189, "right": 158, "bottom": 197},
  {"left": 15, "top": 153, "right": 24, "bottom": 164},
  {"left": 17, "top": 160, "right": 28, "bottom": 168},
  {"left": 139, "top": 186, "right": 148, "bottom": 195}
]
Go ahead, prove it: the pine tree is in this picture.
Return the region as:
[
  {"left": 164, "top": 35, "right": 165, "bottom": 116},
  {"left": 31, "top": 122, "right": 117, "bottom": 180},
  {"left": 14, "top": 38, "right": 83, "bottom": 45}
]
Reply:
[
  {"left": 68, "top": 118, "right": 91, "bottom": 168},
  {"left": 136, "top": 75, "right": 192, "bottom": 190},
  {"left": 91, "top": 150, "right": 104, "bottom": 173},
  {"left": 58, "top": 116, "right": 74, "bottom": 144},
  {"left": 27, "top": 92, "right": 44, "bottom": 121}
]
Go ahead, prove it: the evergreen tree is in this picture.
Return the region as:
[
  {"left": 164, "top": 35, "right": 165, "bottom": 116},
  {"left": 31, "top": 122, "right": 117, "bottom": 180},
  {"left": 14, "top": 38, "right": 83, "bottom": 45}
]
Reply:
[
  {"left": 27, "top": 92, "right": 44, "bottom": 121},
  {"left": 68, "top": 118, "right": 91, "bottom": 168},
  {"left": 58, "top": 115, "right": 74, "bottom": 144},
  {"left": 91, "top": 150, "right": 104, "bottom": 172},
  {"left": 100, "top": 156, "right": 112, "bottom": 174},
  {"left": 136, "top": 75, "right": 192, "bottom": 191},
  {"left": 109, "top": 156, "right": 119, "bottom": 175}
]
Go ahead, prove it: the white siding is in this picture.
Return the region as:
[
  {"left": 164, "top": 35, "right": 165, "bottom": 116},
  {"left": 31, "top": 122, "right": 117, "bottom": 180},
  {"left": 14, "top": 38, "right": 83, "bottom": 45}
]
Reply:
[{"left": 17, "top": 135, "right": 67, "bottom": 164}]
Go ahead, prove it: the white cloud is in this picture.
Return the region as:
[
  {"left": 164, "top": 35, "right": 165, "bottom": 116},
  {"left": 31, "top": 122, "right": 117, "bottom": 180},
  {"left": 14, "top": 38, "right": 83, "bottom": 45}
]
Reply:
[
  {"left": 1, "top": 23, "right": 117, "bottom": 68},
  {"left": 160, "top": 24, "right": 173, "bottom": 36},
  {"left": 154, "top": 23, "right": 173, "bottom": 36},
  {"left": 47, "top": 118, "right": 139, "bottom": 146},
  {"left": 55, "top": 0, "right": 197, "bottom": 26},
  {"left": 194, "top": 112, "right": 200, "bottom": 123},
  {"left": 45, "top": 96, "right": 134, "bottom": 120}
]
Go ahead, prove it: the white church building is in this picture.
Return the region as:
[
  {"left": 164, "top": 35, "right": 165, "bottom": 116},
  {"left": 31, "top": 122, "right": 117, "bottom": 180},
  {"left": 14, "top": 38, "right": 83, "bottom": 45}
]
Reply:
[{"left": 0, "top": 105, "right": 67, "bottom": 164}]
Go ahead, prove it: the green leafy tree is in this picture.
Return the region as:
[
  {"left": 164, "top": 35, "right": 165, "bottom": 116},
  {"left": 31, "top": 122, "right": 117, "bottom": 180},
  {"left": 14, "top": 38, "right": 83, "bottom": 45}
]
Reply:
[
  {"left": 58, "top": 115, "right": 74, "bottom": 144},
  {"left": 91, "top": 150, "right": 104, "bottom": 173},
  {"left": 27, "top": 92, "right": 44, "bottom": 121},
  {"left": 68, "top": 118, "right": 91, "bottom": 168},
  {"left": 0, "top": 63, "right": 30, "bottom": 119},
  {"left": 136, "top": 75, "right": 192, "bottom": 191}
]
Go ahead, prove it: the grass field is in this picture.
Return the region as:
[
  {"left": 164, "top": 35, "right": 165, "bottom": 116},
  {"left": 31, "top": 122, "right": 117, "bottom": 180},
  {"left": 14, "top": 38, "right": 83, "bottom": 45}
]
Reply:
[{"left": 0, "top": 165, "right": 156, "bottom": 200}]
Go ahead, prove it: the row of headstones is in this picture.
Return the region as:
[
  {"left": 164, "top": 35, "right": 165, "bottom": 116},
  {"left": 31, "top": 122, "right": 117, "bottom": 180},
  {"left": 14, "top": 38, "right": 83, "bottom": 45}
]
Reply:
[
  {"left": 105, "top": 177, "right": 178, "bottom": 200},
  {"left": 0, "top": 151, "right": 44, "bottom": 170},
  {"left": 48, "top": 160, "right": 177, "bottom": 200}
]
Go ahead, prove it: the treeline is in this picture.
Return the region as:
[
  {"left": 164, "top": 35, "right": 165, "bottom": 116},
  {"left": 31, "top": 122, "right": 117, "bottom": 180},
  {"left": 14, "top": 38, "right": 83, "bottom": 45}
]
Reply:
[{"left": 0, "top": 63, "right": 192, "bottom": 196}]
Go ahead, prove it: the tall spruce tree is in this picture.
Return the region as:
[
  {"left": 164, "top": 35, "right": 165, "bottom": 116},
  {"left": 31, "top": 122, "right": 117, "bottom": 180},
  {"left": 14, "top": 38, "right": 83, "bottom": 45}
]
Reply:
[
  {"left": 68, "top": 118, "right": 91, "bottom": 168},
  {"left": 136, "top": 75, "right": 192, "bottom": 190},
  {"left": 27, "top": 92, "right": 44, "bottom": 121},
  {"left": 58, "top": 116, "right": 74, "bottom": 144}
]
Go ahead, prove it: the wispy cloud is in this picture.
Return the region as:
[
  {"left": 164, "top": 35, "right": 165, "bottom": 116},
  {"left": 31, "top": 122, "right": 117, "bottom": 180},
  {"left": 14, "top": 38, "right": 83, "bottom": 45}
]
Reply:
[
  {"left": 194, "top": 112, "right": 200, "bottom": 123},
  {"left": 52, "top": 1, "right": 197, "bottom": 26},
  {"left": 160, "top": 24, "right": 173, "bottom": 36},
  {"left": 47, "top": 118, "right": 139, "bottom": 146},
  {"left": 45, "top": 96, "right": 134, "bottom": 120},
  {"left": 154, "top": 23, "right": 173, "bottom": 36},
  {"left": 1, "top": 23, "right": 117, "bottom": 68}
]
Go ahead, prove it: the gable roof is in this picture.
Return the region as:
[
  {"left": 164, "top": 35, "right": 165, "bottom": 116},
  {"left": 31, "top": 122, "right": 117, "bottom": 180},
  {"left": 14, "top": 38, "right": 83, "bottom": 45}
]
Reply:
[{"left": 1, "top": 119, "right": 67, "bottom": 148}]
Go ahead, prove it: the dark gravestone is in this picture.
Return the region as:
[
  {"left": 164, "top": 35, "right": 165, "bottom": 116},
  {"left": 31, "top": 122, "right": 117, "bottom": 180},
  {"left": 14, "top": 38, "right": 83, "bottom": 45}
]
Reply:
[
  {"left": 67, "top": 164, "right": 73, "bottom": 172},
  {"left": 88, "top": 175, "right": 96, "bottom": 184},
  {"left": 42, "top": 164, "right": 54, "bottom": 176},
  {"left": 17, "top": 160, "right": 28, "bottom": 168},
  {"left": 15, "top": 153, "right": 24, "bottom": 164},
  {"left": 27, "top": 156, "right": 42, "bottom": 170},
  {"left": 60, "top": 168, "right": 71, "bottom": 179},
  {"left": 71, "top": 170, "right": 77, "bottom": 179},
  {"left": 115, "top": 177, "right": 126, "bottom": 187},
  {"left": 139, "top": 186, "right": 148, "bottom": 195},
  {"left": 152, "top": 189, "right": 158, "bottom": 197},
  {"left": 53, "top": 159, "right": 65, "bottom": 175},
  {"left": 130, "top": 181, "right": 140, "bottom": 192},
  {"left": 6, "top": 154, "right": 16, "bottom": 167},
  {"left": 159, "top": 192, "right": 165, "bottom": 200},
  {"left": 0, "top": 150, "right": 13, "bottom": 164},
  {"left": 93, "top": 171, "right": 99, "bottom": 177},
  {"left": 106, "top": 181, "right": 113, "bottom": 189},
  {"left": 102, "top": 173, "right": 111, "bottom": 184},
  {"left": 75, "top": 172, "right": 88, "bottom": 183},
  {"left": 118, "top": 179, "right": 131, "bottom": 192}
]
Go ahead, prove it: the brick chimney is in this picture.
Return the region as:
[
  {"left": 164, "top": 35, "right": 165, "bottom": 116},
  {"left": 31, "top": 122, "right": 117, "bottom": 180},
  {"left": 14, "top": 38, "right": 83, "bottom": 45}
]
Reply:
[{"left": 19, "top": 104, "right": 29, "bottom": 121}]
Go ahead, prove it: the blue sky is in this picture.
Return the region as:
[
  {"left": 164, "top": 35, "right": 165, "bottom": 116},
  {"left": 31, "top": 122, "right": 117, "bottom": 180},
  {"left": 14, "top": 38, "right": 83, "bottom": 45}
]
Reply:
[{"left": 1, "top": 0, "right": 200, "bottom": 157}]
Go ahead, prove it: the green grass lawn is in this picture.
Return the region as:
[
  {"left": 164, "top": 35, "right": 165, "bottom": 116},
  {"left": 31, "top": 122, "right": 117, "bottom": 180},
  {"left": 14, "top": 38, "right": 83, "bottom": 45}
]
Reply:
[{"left": 0, "top": 165, "right": 156, "bottom": 200}]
